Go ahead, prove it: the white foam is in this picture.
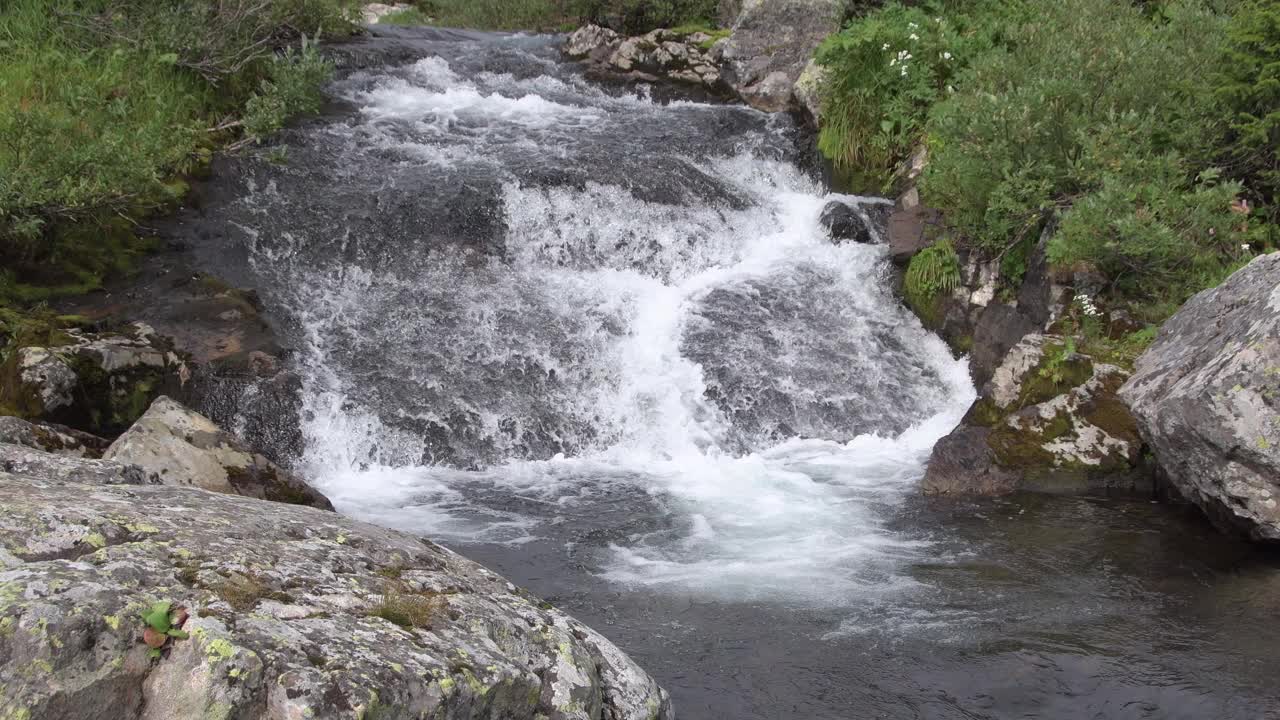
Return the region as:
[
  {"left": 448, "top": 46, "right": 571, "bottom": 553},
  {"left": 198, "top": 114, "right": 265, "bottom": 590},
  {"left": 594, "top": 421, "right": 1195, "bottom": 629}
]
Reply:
[{"left": 273, "top": 51, "right": 976, "bottom": 607}]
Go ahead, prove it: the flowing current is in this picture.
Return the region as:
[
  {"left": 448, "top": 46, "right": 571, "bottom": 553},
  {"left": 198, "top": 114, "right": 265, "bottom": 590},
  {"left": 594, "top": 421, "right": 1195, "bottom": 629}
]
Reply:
[{"left": 194, "top": 28, "right": 1280, "bottom": 720}]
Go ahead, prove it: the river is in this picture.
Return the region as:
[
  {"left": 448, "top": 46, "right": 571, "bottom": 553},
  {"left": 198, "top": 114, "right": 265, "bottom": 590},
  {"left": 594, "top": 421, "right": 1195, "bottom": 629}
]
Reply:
[{"left": 186, "top": 26, "right": 1280, "bottom": 720}]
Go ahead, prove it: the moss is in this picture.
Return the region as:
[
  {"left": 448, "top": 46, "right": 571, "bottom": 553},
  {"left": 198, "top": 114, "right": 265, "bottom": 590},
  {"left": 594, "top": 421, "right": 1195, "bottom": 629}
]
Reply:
[
  {"left": 1014, "top": 343, "right": 1093, "bottom": 409},
  {"left": 988, "top": 424, "right": 1056, "bottom": 468},
  {"left": 1078, "top": 377, "right": 1141, "bottom": 445},
  {"left": 963, "top": 398, "right": 1004, "bottom": 427}
]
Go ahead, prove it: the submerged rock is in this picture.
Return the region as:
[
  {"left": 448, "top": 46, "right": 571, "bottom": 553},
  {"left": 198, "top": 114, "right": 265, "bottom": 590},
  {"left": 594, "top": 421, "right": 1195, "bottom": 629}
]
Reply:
[
  {"left": 818, "top": 201, "right": 873, "bottom": 244},
  {"left": 0, "top": 322, "right": 189, "bottom": 438},
  {"left": 104, "top": 396, "right": 332, "bottom": 511},
  {"left": 1120, "top": 253, "right": 1280, "bottom": 542},
  {"left": 924, "top": 334, "right": 1147, "bottom": 495},
  {"left": 719, "top": 0, "right": 845, "bottom": 111},
  {"left": 0, "top": 452, "right": 673, "bottom": 720}
]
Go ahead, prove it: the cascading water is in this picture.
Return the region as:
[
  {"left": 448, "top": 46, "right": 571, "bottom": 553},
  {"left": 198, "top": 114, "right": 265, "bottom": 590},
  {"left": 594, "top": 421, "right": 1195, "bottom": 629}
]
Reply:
[{"left": 191, "top": 27, "right": 1280, "bottom": 720}]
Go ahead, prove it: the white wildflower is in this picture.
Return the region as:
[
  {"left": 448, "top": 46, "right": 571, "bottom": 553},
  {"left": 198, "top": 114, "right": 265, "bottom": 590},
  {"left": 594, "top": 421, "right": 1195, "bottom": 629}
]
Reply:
[
  {"left": 909, "top": 33, "right": 919, "bottom": 41},
  {"left": 942, "top": 51, "right": 952, "bottom": 60},
  {"left": 947, "top": 85, "right": 955, "bottom": 93},
  {"left": 1074, "top": 295, "right": 1101, "bottom": 318},
  {"left": 901, "top": 67, "right": 908, "bottom": 77},
  {"left": 890, "top": 58, "right": 897, "bottom": 66},
  {"left": 882, "top": 43, "right": 890, "bottom": 50},
  {"left": 1241, "top": 243, "right": 1251, "bottom": 250},
  {"left": 908, "top": 21, "right": 919, "bottom": 29}
]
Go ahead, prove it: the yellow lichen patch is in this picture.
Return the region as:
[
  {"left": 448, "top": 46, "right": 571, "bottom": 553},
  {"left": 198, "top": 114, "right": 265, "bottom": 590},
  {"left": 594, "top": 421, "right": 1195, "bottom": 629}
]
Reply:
[{"left": 102, "top": 615, "right": 121, "bottom": 631}]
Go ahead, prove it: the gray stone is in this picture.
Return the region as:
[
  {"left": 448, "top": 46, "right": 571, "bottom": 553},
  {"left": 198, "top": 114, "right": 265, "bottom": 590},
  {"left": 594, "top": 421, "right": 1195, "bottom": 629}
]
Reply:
[
  {"left": 0, "top": 416, "right": 109, "bottom": 458},
  {"left": 104, "top": 396, "right": 333, "bottom": 511},
  {"left": 564, "top": 24, "right": 620, "bottom": 59},
  {"left": 0, "top": 443, "right": 158, "bottom": 486},
  {"left": 1120, "top": 252, "right": 1280, "bottom": 542},
  {"left": 0, "top": 454, "right": 673, "bottom": 720},
  {"left": 924, "top": 334, "right": 1146, "bottom": 495},
  {"left": 362, "top": 3, "right": 415, "bottom": 24},
  {"left": 0, "top": 323, "right": 190, "bottom": 437},
  {"left": 792, "top": 60, "right": 827, "bottom": 125},
  {"left": 720, "top": 0, "right": 845, "bottom": 112}
]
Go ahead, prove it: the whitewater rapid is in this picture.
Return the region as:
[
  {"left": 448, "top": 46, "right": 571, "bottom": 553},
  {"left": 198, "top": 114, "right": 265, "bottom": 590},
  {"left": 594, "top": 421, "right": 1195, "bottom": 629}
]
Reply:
[{"left": 232, "top": 34, "right": 974, "bottom": 604}]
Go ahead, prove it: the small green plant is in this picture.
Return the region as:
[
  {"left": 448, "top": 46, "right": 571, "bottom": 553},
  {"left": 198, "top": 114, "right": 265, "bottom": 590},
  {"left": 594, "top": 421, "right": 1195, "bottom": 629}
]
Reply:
[
  {"left": 139, "top": 600, "right": 189, "bottom": 658},
  {"left": 241, "top": 36, "right": 333, "bottom": 145},
  {"left": 904, "top": 240, "right": 961, "bottom": 300},
  {"left": 1038, "top": 337, "right": 1076, "bottom": 386}
]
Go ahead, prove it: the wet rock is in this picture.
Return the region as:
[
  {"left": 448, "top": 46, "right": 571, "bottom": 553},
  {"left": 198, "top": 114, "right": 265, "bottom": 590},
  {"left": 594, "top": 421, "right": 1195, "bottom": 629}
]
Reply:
[
  {"left": 0, "top": 323, "right": 190, "bottom": 437},
  {"left": 0, "top": 416, "right": 109, "bottom": 458},
  {"left": 1120, "top": 253, "right": 1280, "bottom": 542},
  {"left": 924, "top": 334, "right": 1147, "bottom": 495},
  {"left": 719, "top": 0, "right": 845, "bottom": 111},
  {"left": 819, "top": 201, "right": 872, "bottom": 244},
  {"left": 0, "top": 454, "right": 673, "bottom": 720},
  {"left": 104, "top": 396, "right": 332, "bottom": 510}
]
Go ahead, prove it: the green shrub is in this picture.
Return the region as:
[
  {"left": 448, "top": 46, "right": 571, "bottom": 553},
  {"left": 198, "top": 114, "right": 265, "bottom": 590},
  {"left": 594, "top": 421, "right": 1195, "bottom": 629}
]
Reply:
[
  {"left": 1217, "top": 0, "right": 1280, "bottom": 225},
  {"left": 0, "top": 0, "right": 355, "bottom": 303},
  {"left": 419, "top": 0, "right": 716, "bottom": 33},
  {"left": 904, "top": 239, "right": 961, "bottom": 322},
  {"left": 378, "top": 7, "right": 434, "bottom": 26},
  {"left": 917, "top": 0, "right": 1241, "bottom": 305},
  {"left": 243, "top": 37, "right": 333, "bottom": 143},
  {"left": 815, "top": 0, "right": 1026, "bottom": 190}
]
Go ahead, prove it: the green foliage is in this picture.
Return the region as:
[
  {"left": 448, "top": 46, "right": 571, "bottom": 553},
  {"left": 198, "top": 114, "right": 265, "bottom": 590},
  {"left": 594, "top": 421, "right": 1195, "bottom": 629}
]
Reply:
[
  {"left": 139, "top": 600, "right": 190, "bottom": 658},
  {"left": 904, "top": 239, "right": 961, "bottom": 313},
  {"left": 243, "top": 37, "right": 333, "bottom": 143},
  {"left": 815, "top": 0, "right": 1026, "bottom": 190},
  {"left": 1217, "top": 0, "right": 1280, "bottom": 225},
  {"left": 0, "top": 0, "right": 355, "bottom": 306},
  {"left": 377, "top": 7, "right": 435, "bottom": 26},
  {"left": 419, "top": 0, "right": 717, "bottom": 33}
]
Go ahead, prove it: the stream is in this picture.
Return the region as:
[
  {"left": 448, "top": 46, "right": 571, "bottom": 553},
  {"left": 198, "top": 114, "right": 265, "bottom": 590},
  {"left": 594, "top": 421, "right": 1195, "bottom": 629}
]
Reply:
[{"left": 188, "top": 27, "right": 1280, "bottom": 720}]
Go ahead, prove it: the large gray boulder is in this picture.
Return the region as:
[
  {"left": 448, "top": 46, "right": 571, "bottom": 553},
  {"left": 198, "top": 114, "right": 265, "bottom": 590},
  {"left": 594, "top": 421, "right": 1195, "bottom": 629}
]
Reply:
[
  {"left": 1120, "top": 253, "right": 1280, "bottom": 542},
  {"left": 719, "top": 0, "right": 845, "bottom": 112},
  {"left": 0, "top": 453, "right": 673, "bottom": 720},
  {"left": 104, "top": 396, "right": 333, "bottom": 511},
  {"left": 0, "top": 416, "right": 109, "bottom": 458}
]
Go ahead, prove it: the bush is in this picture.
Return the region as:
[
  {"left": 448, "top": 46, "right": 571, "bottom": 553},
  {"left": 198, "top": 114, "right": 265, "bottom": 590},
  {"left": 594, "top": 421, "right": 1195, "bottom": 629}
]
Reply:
[
  {"left": 242, "top": 37, "right": 333, "bottom": 143},
  {"left": 903, "top": 239, "right": 961, "bottom": 323},
  {"left": 815, "top": 0, "right": 1026, "bottom": 190},
  {"left": 1217, "top": 0, "right": 1280, "bottom": 225},
  {"left": 918, "top": 0, "right": 1242, "bottom": 304},
  {"left": 419, "top": 0, "right": 717, "bottom": 33},
  {"left": 0, "top": 0, "right": 356, "bottom": 302}
]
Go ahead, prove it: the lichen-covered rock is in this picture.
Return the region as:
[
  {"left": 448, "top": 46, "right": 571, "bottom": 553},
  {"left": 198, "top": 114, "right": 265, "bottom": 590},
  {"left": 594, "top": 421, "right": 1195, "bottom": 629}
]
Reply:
[
  {"left": 792, "top": 59, "right": 828, "bottom": 125},
  {"left": 0, "top": 416, "right": 109, "bottom": 458},
  {"left": 565, "top": 25, "right": 728, "bottom": 94},
  {"left": 0, "top": 323, "right": 190, "bottom": 438},
  {"left": 565, "top": 24, "right": 620, "bottom": 59},
  {"left": 0, "top": 442, "right": 158, "bottom": 487},
  {"left": 0, "top": 454, "right": 673, "bottom": 720},
  {"left": 924, "top": 334, "right": 1147, "bottom": 495},
  {"left": 719, "top": 0, "right": 845, "bottom": 111},
  {"left": 104, "top": 396, "right": 332, "bottom": 511},
  {"left": 1120, "top": 252, "right": 1280, "bottom": 542}
]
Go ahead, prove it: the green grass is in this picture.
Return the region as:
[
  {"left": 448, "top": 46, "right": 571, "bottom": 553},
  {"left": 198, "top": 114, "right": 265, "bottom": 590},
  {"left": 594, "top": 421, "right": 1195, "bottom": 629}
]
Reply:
[
  {"left": 420, "top": 0, "right": 574, "bottom": 31},
  {"left": 0, "top": 0, "right": 357, "bottom": 311},
  {"left": 377, "top": 7, "right": 435, "bottom": 26}
]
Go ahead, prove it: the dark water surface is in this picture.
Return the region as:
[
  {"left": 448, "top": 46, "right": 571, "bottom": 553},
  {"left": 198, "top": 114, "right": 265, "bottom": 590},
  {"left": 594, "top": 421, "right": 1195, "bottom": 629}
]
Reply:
[{"left": 185, "top": 26, "right": 1280, "bottom": 720}]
